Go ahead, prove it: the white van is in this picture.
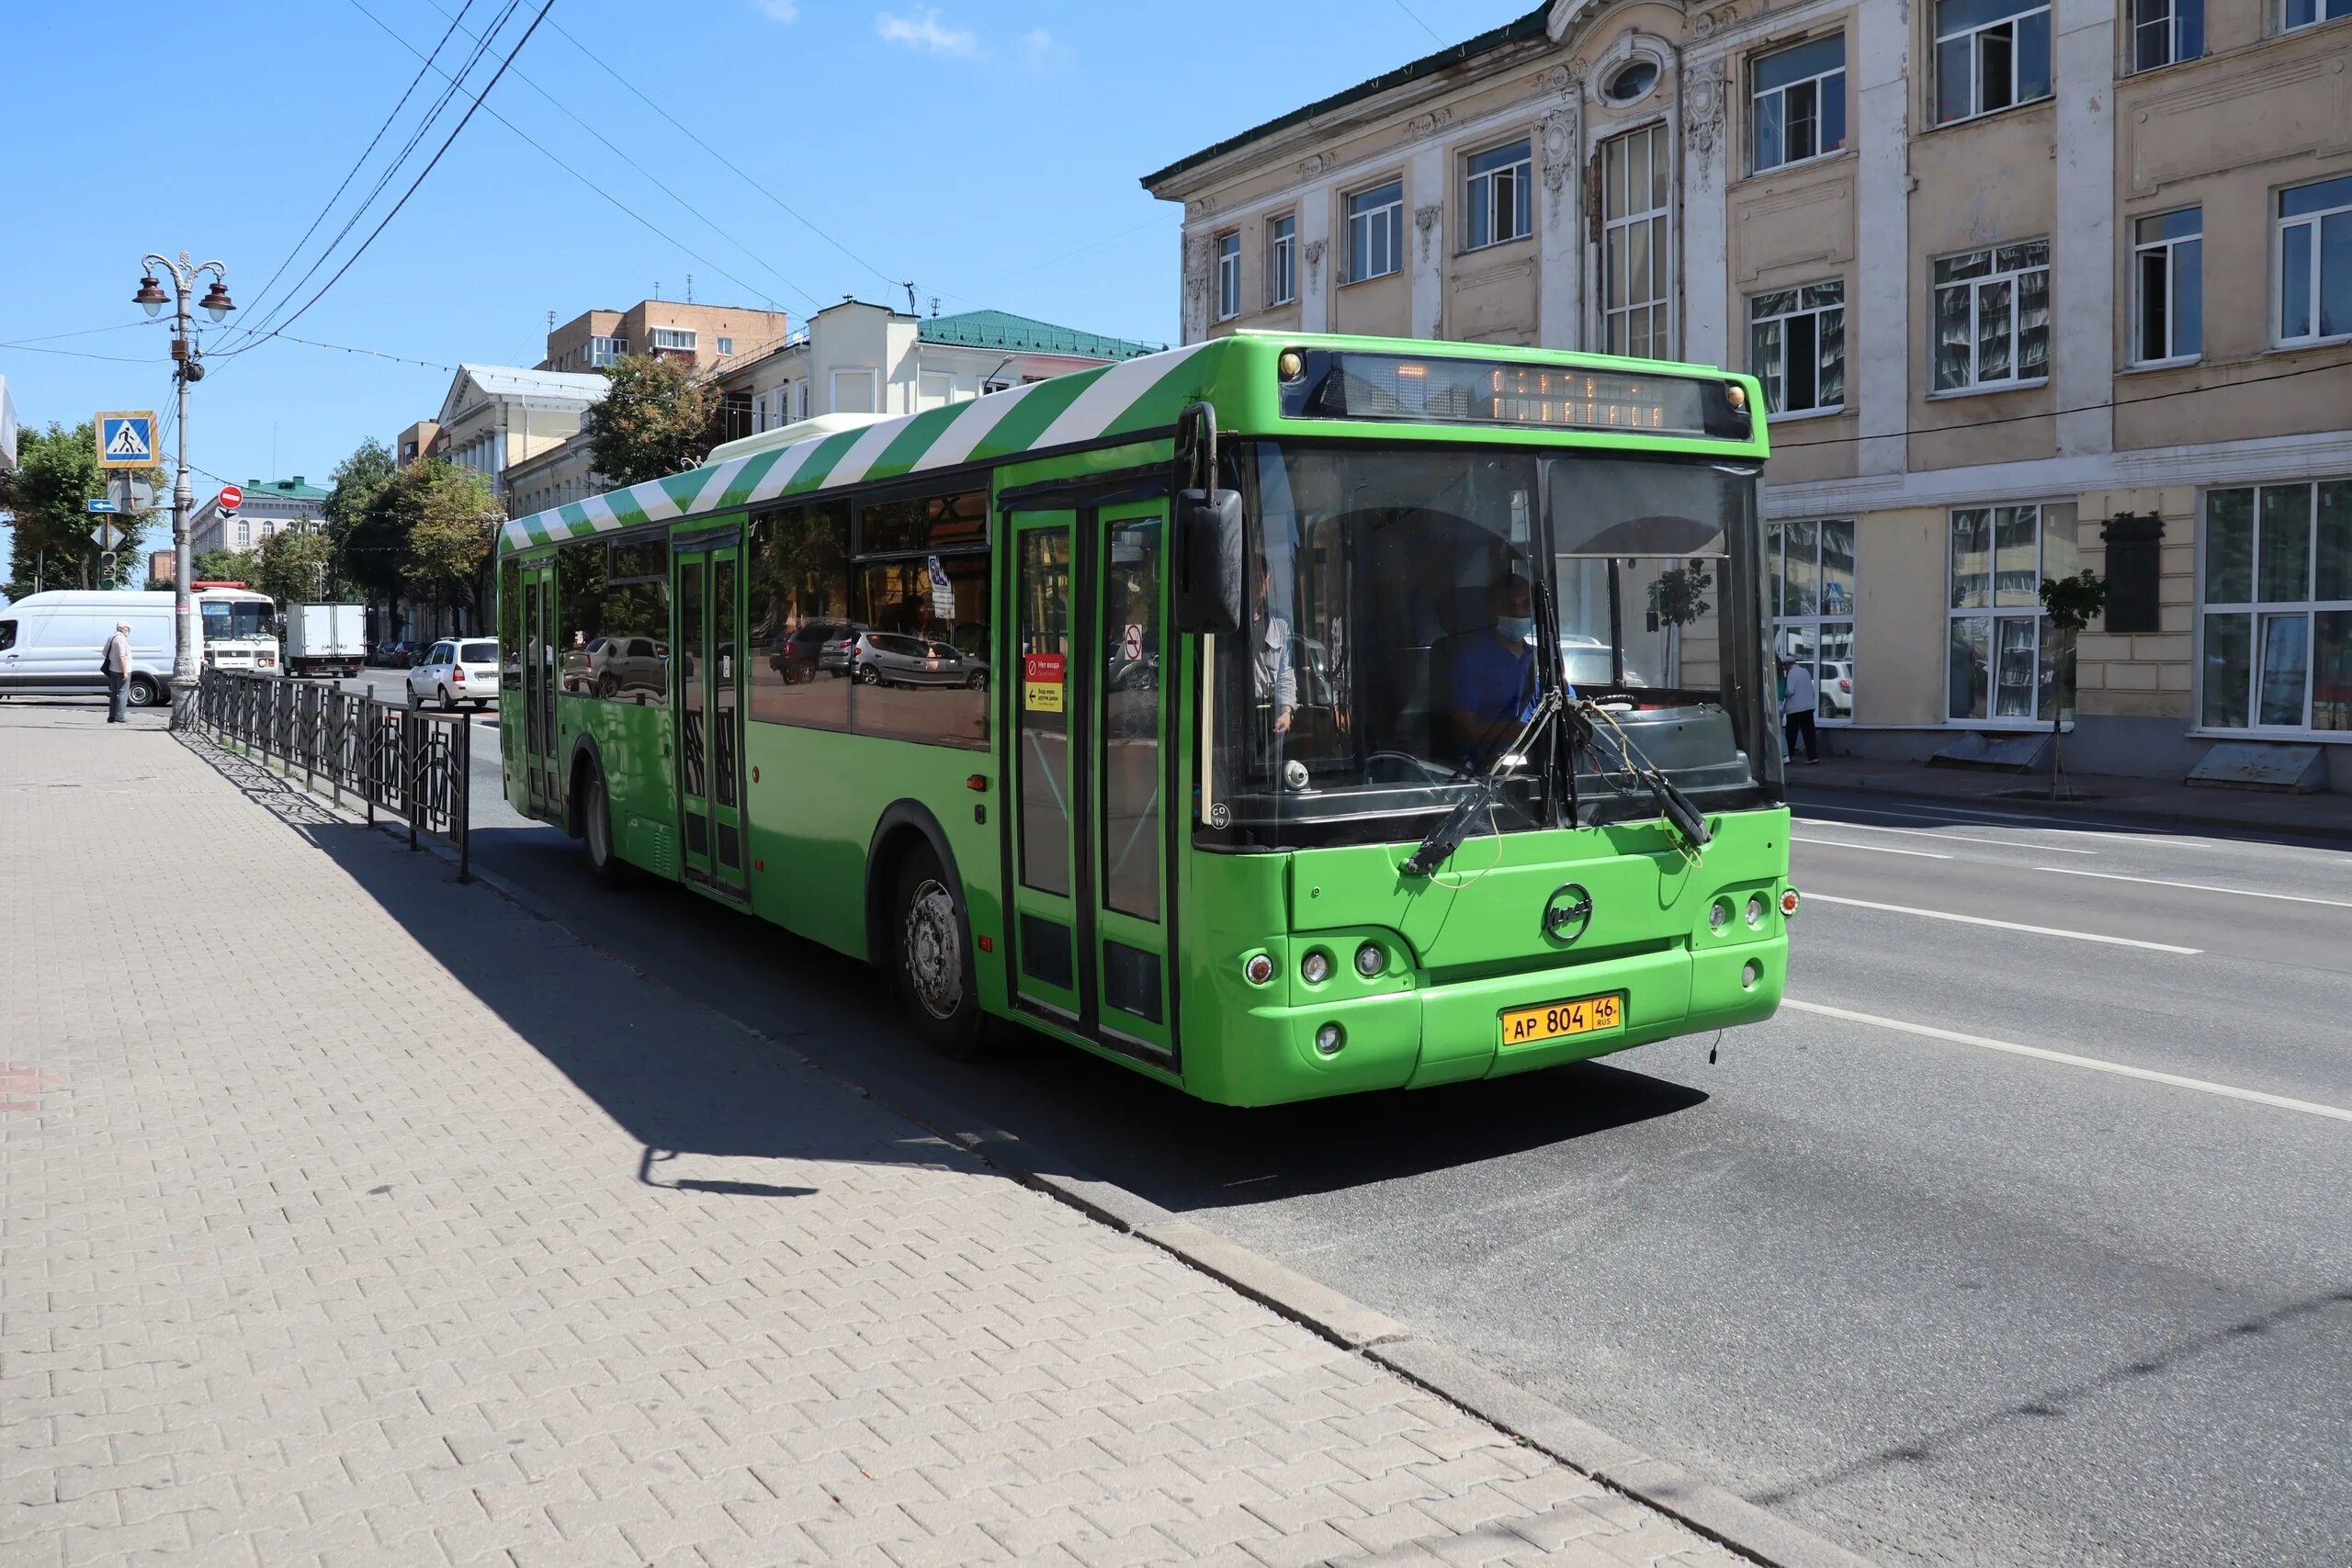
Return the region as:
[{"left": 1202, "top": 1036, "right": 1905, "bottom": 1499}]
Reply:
[{"left": 0, "top": 589, "right": 279, "bottom": 706}]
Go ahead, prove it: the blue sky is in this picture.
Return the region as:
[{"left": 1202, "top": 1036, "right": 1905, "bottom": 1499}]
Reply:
[{"left": 1, "top": 0, "right": 1527, "bottom": 563}]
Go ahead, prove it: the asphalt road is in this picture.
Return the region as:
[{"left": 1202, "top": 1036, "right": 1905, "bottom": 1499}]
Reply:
[{"left": 432, "top": 729, "right": 2349, "bottom": 1568}]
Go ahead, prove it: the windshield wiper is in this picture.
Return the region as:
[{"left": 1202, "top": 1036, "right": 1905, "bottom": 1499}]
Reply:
[
  {"left": 1572, "top": 698, "right": 1713, "bottom": 852},
  {"left": 1404, "top": 690, "right": 1561, "bottom": 876}
]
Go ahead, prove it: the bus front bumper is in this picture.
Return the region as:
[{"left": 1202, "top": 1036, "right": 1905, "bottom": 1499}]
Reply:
[{"left": 1212, "top": 936, "right": 1786, "bottom": 1106}]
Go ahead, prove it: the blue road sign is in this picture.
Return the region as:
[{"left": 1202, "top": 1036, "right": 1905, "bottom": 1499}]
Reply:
[
  {"left": 86, "top": 498, "right": 119, "bottom": 513},
  {"left": 96, "top": 411, "right": 157, "bottom": 469}
]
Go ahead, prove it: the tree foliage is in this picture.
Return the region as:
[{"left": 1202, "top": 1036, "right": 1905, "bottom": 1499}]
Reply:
[
  {"left": 193, "top": 547, "right": 260, "bottom": 585},
  {"left": 2037, "top": 570, "right": 2110, "bottom": 798},
  {"left": 324, "top": 439, "right": 401, "bottom": 604},
  {"left": 383, "top": 458, "right": 503, "bottom": 611},
  {"left": 582, "top": 354, "right": 717, "bottom": 487},
  {"left": 1, "top": 422, "right": 157, "bottom": 595},
  {"left": 255, "top": 525, "right": 338, "bottom": 606}
]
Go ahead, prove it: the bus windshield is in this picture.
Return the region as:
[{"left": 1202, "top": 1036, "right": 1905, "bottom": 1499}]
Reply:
[
  {"left": 1209, "top": 441, "right": 1777, "bottom": 850},
  {"left": 200, "top": 601, "right": 273, "bottom": 641}
]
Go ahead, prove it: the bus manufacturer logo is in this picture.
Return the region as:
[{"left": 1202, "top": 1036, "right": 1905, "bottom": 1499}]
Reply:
[{"left": 1543, "top": 883, "right": 1592, "bottom": 944}]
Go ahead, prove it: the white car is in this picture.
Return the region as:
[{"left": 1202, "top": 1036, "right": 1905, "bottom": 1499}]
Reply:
[{"left": 407, "top": 637, "right": 501, "bottom": 711}]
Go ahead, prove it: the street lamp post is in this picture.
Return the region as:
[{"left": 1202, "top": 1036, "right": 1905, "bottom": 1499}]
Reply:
[{"left": 133, "top": 252, "right": 233, "bottom": 729}]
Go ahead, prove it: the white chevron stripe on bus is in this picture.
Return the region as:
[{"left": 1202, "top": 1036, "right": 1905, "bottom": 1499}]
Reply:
[{"left": 1034, "top": 343, "right": 1205, "bottom": 451}]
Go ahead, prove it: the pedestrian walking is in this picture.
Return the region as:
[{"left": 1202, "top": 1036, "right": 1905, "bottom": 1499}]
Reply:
[
  {"left": 101, "top": 623, "right": 133, "bottom": 725},
  {"left": 1781, "top": 655, "right": 1819, "bottom": 765}
]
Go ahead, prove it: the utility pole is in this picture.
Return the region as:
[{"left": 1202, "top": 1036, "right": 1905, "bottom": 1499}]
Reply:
[{"left": 133, "top": 253, "right": 234, "bottom": 729}]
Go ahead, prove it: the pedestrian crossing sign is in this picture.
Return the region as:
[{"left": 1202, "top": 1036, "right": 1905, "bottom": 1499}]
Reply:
[{"left": 97, "top": 411, "right": 157, "bottom": 468}]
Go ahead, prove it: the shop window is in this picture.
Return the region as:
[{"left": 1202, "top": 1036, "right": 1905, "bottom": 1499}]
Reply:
[
  {"left": 2199, "top": 481, "right": 2352, "bottom": 731},
  {"left": 1768, "top": 519, "right": 1858, "bottom": 721}
]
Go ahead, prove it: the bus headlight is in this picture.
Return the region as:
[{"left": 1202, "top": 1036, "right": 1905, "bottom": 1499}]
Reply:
[
  {"left": 1746, "top": 895, "right": 1767, "bottom": 928},
  {"left": 1354, "top": 942, "right": 1385, "bottom": 977},
  {"left": 1301, "top": 950, "right": 1331, "bottom": 985},
  {"left": 1243, "top": 953, "right": 1274, "bottom": 986},
  {"left": 1315, "top": 1021, "right": 1345, "bottom": 1055},
  {"left": 1709, "top": 900, "right": 1731, "bottom": 932}
]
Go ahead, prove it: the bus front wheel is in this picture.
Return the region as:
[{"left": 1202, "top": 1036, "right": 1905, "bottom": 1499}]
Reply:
[{"left": 893, "top": 844, "right": 984, "bottom": 1058}]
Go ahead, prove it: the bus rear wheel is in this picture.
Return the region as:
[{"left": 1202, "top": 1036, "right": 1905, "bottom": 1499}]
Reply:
[
  {"left": 580, "top": 761, "right": 629, "bottom": 888},
  {"left": 893, "top": 844, "right": 985, "bottom": 1058}
]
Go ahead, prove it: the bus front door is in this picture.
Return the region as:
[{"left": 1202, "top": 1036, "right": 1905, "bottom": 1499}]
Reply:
[
  {"left": 673, "top": 529, "right": 749, "bottom": 901},
  {"left": 1007, "top": 502, "right": 1174, "bottom": 1069}
]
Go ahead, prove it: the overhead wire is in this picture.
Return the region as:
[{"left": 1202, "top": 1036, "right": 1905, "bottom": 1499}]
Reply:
[
  {"left": 223, "top": 0, "right": 481, "bottom": 340},
  {"left": 221, "top": 1, "right": 522, "bottom": 351},
  {"left": 211, "top": 0, "right": 556, "bottom": 361},
  {"left": 540, "top": 11, "right": 902, "bottom": 296},
  {"left": 407, "top": 0, "right": 813, "bottom": 311}
]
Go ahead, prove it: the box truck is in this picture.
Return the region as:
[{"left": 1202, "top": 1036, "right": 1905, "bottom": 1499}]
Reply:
[{"left": 285, "top": 603, "right": 368, "bottom": 678}]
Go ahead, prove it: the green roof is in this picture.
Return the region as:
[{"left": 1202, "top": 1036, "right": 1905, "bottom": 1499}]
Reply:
[
  {"left": 1141, "top": 4, "right": 1551, "bottom": 189},
  {"left": 917, "top": 310, "right": 1162, "bottom": 361},
  {"left": 243, "top": 476, "right": 330, "bottom": 501}
]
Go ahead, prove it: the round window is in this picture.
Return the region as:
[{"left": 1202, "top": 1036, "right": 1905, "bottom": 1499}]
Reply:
[{"left": 1603, "top": 59, "right": 1659, "bottom": 103}]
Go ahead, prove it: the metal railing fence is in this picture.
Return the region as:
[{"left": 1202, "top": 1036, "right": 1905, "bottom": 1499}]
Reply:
[{"left": 197, "top": 667, "right": 471, "bottom": 879}]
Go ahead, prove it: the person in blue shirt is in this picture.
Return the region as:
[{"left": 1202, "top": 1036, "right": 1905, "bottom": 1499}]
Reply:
[{"left": 1449, "top": 572, "right": 1541, "bottom": 766}]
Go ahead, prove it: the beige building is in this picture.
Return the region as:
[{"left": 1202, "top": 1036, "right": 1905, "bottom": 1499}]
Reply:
[
  {"left": 1144, "top": 0, "right": 2352, "bottom": 789},
  {"left": 431, "top": 364, "right": 607, "bottom": 491},
  {"left": 539, "top": 300, "right": 794, "bottom": 377},
  {"left": 394, "top": 421, "right": 439, "bottom": 468},
  {"left": 505, "top": 301, "right": 1161, "bottom": 523}
]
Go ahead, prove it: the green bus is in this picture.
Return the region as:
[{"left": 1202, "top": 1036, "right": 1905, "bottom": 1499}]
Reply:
[{"left": 497, "top": 333, "right": 1796, "bottom": 1106}]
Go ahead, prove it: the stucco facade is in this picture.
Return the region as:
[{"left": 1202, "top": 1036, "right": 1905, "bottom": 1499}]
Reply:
[{"left": 1146, "top": 0, "right": 2352, "bottom": 788}]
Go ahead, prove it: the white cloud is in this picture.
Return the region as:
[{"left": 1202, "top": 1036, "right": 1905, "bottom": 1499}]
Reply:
[
  {"left": 1018, "top": 27, "right": 1073, "bottom": 68},
  {"left": 752, "top": 0, "right": 798, "bottom": 19},
  {"left": 876, "top": 7, "right": 979, "bottom": 55}
]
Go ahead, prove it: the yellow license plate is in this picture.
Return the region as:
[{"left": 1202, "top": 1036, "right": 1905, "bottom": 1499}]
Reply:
[{"left": 1499, "top": 992, "right": 1623, "bottom": 1046}]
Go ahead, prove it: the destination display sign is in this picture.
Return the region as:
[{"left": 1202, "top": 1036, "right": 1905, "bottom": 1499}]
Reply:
[{"left": 1278, "top": 352, "right": 1750, "bottom": 441}]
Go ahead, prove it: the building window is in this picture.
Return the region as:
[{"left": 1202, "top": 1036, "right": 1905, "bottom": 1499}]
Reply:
[
  {"left": 2132, "top": 208, "right": 2202, "bottom": 364},
  {"left": 2282, "top": 0, "right": 2352, "bottom": 30},
  {"left": 1345, "top": 178, "right": 1404, "bottom": 283},
  {"left": 2199, "top": 481, "right": 2352, "bottom": 731},
  {"left": 1268, "top": 215, "right": 1296, "bottom": 306},
  {"left": 1932, "top": 241, "right": 2050, "bottom": 390},
  {"left": 1769, "top": 519, "right": 1859, "bottom": 720},
  {"left": 235, "top": 520, "right": 250, "bottom": 548},
  {"left": 1602, "top": 124, "right": 1672, "bottom": 359},
  {"left": 1947, "top": 503, "right": 2078, "bottom": 721},
  {"left": 1751, "top": 35, "right": 1847, "bottom": 172},
  {"left": 831, "top": 368, "right": 877, "bottom": 413},
  {"left": 1934, "top": 0, "right": 2052, "bottom": 124},
  {"left": 1215, "top": 231, "right": 1241, "bottom": 321},
  {"left": 1602, "top": 59, "right": 1659, "bottom": 104},
  {"left": 2278, "top": 175, "right": 2352, "bottom": 344},
  {"left": 717, "top": 336, "right": 734, "bottom": 356},
  {"left": 648, "top": 327, "right": 697, "bottom": 351},
  {"left": 1464, "top": 137, "right": 1532, "bottom": 249},
  {"left": 1751, "top": 281, "right": 1846, "bottom": 415},
  {"left": 587, "top": 334, "right": 628, "bottom": 367},
  {"left": 2131, "top": 0, "right": 2202, "bottom": 69}
]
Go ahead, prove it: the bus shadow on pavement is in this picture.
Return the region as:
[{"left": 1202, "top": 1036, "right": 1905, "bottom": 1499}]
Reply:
[{"left": 183, "top": 734, "right": 995, "bottom": 1191}]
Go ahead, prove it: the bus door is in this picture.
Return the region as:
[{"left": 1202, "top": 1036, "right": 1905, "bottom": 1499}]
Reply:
[
  {"left": 518, "top": 558, "right": 560, "bottom": 819},
  {"left": 1006, "top": 501, "right": 1175, "bottom": 1067},
  {"left": 673, "top": 527, "right": 750, "bottom": 900}
]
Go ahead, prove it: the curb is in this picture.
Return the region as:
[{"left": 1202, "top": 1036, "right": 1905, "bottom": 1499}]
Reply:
[
  {"left": 183, "top": 732, "right": 1884, "bottom": 1568},
  {"left": 1793, "top": 774, "right": 2352, "bottom": 844}
]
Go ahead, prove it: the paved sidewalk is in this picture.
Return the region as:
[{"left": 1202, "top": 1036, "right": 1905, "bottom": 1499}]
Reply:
[
  {"left": 1793, "top": 750, "right": 2352, "bottom": 840},
  {"left": 0, "top": 704, "right": 1739, "bottom": 1568}
]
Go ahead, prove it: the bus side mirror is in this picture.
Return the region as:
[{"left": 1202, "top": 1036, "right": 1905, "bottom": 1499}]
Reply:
[{"left": 1172, "top": 488, "right": 1243, "bottom": 637}]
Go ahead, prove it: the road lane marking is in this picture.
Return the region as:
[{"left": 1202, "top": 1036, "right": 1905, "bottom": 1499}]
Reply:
[
  {"left": 1792, "top": 836, "right": 1950, "bottom": 860},
  {"left": 2032, "top": 865, "right": 2352, "bottom": 909},
  {"left": 1801, "top": 800, "right": 2222, "bottom": 849},
  {"left": 1804, "top": 893, "right": 2199, "bottom": 953},
  {"left": 1793, "top": 817, "right": 2098, "bottom": 854},
  {"left": 1783, "top": 998, "right": 2352, "bottom": 1124}
]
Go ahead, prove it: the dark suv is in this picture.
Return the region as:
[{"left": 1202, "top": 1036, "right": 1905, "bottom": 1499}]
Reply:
[{"left": 771, "top": 619, "right": 864, "bottom": 684}]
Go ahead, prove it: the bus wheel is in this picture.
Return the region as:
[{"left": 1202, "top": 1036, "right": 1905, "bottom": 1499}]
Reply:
[
  {"left": 581, "top": 762, "right": 629, "bottom": 888},
  {"left": 126, "top": 675, "right": 162, "bottom": 708},
  {"left": 894, "top": 845, "right": 984, "bottom": 1057}
]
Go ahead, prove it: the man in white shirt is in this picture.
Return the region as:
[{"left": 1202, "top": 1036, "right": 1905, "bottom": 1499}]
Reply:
[
  {"left": 1781, "top": 656, "right": 1819, "bottom": 765},
  {"left": 102, "top": 623, "right": 134, "bottom": 725}
]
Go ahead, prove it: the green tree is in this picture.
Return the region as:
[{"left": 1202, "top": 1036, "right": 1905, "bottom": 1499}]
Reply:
[
  {"left": 2038, "top": 569, "right": 2110, "bottom": 800},
  {"left": 0, "top": 422, "right": 157, "bottom": 592},
  {"left": 582, "top": 353, "right": 716, "bottom": 487},
  {"left": 323, "top": 439, "right": 401, "bottom": 610},
  {"left": 193, "top": 547, "right": 260, "bottom": 584},
  {"left": 255, "top": 525, "right": 338, "bottom": 606},
  {"left": 1645, "top": 561, "right": 1713, "bottom": 690},
  {"left": 386, "top": 459, "right": 503, "bottom": 627}
]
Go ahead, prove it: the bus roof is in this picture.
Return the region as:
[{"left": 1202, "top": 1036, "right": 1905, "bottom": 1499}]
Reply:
[{"left": 500, "top": 333, "right": 1768, "bottom": 557}]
